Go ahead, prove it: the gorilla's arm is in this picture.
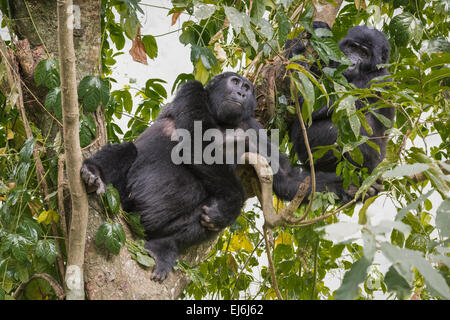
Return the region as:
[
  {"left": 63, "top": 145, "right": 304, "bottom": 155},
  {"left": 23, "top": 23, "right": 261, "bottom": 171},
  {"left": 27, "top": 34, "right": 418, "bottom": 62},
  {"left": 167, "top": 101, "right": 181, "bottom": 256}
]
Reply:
[
  {"left": 81, "top": 142, "right": 137, "bottom": 207},
  {"left": 243, "top": 117, "right": 303, "bottom": 201}
]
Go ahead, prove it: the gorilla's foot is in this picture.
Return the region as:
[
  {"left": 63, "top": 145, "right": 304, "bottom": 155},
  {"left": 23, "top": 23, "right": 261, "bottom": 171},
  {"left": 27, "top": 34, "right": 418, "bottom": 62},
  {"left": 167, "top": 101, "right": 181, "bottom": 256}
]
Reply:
[{"left": 144, "top": 239, "right": 177, "bottom": 283}]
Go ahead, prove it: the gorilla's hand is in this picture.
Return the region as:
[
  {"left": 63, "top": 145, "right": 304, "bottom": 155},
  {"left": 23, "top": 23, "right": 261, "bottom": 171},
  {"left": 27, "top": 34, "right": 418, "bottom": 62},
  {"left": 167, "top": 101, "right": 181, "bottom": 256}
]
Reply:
[
  {"left": 199, "top": 200, "right": 225, "bottom": 232},
  {"left": 80, "top": 163, "right": 106, "bottom": 195}
]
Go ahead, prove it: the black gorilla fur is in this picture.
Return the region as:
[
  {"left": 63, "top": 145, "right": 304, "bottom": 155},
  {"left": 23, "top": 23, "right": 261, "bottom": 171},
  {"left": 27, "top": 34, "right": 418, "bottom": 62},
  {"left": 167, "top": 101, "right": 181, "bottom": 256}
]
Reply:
[
  {"left": 287, "top": 23, "right": 394, "bottom": 203},
  {"left": 81, "top": 72, "right": 301, "bottom": 282}
]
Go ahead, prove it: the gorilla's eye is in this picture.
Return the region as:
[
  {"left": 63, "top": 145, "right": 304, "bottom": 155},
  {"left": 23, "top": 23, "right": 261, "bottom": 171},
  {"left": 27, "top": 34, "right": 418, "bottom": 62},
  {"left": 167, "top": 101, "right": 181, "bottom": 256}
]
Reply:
[
  {"left": 243, "top": 83, "right": 250, "bottom": 91},
  {"left": 232, "top": 77, "right": 240, "bottom": 85}
]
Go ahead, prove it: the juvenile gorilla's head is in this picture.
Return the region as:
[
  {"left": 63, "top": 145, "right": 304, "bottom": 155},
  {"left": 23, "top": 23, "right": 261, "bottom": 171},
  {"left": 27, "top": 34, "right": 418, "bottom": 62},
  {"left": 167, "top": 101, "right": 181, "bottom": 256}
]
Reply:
[
  {"left": 205, "top": 72, "right": 256, "bottom": 126},
  {"left": 338, "top": 26, "right": 390, "bottom": 86}
]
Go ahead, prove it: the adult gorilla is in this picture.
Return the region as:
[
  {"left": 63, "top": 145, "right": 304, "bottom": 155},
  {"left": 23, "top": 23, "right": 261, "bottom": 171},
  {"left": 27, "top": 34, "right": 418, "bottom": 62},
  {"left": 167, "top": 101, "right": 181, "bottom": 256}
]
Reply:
[
  {"left": 81, "top": 72, "right": 302, "bottom": 282},
  {"left": 288, "top": 24, "right": 394, "bottom": 203}
]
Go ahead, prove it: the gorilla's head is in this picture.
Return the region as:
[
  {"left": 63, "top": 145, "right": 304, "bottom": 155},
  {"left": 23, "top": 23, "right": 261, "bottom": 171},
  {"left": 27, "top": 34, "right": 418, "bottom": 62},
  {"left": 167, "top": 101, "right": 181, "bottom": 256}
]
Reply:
[
  {"left": 339, "top": 26, "right": 390, "bottom": 86},
  {"left": 205, "top": 72, "right": 256, "bottom": 126}
]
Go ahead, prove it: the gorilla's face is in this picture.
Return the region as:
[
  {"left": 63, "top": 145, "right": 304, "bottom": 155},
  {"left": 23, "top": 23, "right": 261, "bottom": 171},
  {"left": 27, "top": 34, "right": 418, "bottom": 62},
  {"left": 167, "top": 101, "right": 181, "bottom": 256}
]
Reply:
[
  {"left": 339, "top": 26, "right": 390, "bottom": 84},
  {"left": 340, "top": 40, "right": 373, "bottom": 82},
  {"left": 208, "top": 73, "right": 256, "bottom": 126}
]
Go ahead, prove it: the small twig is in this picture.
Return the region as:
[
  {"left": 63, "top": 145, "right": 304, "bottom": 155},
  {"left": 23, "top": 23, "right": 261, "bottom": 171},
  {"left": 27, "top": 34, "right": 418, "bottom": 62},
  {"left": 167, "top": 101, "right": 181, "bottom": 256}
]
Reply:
[
  {"left": 13, "top": 273, "right": 65, "bottom": 300},
  {"left": 231, "top": 237, "right": 264, "bottom": 299},
  {"left": 263, "top": 225, "right": 283, "bottom": 300},
  {"left": 289, "top": 72, "right": 316, "bottom": 218},
  {"left": 244, "top": 51, "right": 263, "bottom": 78}
]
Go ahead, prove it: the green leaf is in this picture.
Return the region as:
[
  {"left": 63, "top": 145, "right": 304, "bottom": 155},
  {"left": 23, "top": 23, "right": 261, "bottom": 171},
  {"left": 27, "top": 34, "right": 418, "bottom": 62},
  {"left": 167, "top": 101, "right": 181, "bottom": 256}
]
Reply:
[
  {"left": 361, "top": 229, "right": 376, "bottom": 260},
  {"left": 36, "top": 239, "right": 58, "bottom": 264},
  {"left": 79, "top": 115, "right": 95, "bottom": 148},
  {"left": 112, "top": 89, "right": 133, "bottom": 114},
  {"left": 276, "top": 7, "right": 291, "bottom": 45},
  {"left": 142, "top": 35, "right": 158, "bottom": 60},
  {"left": 224, "top": 6, "right": 244, "bottom": 34},
  {"left": 190, "top": 45, "right": 218, "bottom": 70},
  {"left": 34, "top": 59, "right": 60, "bottom": 89},
  {"left": 381, "top": 242, "right": 450, "bottom": 299},
  {"left": 257, "top": 18, "right": 274, "bottom": 39},
  {"left": 382, "top": 163, "right": 429, "bottom": 179},
  {"left": 384, "top": 265, "right": 411, "bottom": 299},
  {"left": 317, "top": 222, "right": 362, "bottom": 243},
  {"left": 389, "top": 12, "right": 423, "bottom": 47},
  {"left": 358, "top": 196, "right": 377, "bottom": 225},
  {"left": 122, "top": 211, "right": 146, "bottom": 238},
  {"left": 78, "top": 76, "right": 110, "bottom": 112},
  {"left": 135, "top": 252, "right": 155, "bottom": 268},
  {"left": 1, "top": 234, "right": 31, "bottom": 262},
  {"left": 349, "top": 147, "right": 364, "bottom": 166},
  {"left": 105, "top": 184, "right": 121, "bottom": 215},
  {"left": 194, "top": 4, "right": 216, "bottom": 20},
  {"left": 19, "top": 137, "right": 35, "bottom": 163},
  {"left": 17, "top": 218, "right": 41, "bottom": 242},
  {"left": 335, "top": 257, "right": 372, "bottom": 300},
  {"left": 436, "top": 199, "right": 450, "bottom": 237},
  {"left": 44, "top": 87, "right": 62, "bottom": 119},
  {"left": 95, "top": 222, "right": 126, "bottom": 255}
]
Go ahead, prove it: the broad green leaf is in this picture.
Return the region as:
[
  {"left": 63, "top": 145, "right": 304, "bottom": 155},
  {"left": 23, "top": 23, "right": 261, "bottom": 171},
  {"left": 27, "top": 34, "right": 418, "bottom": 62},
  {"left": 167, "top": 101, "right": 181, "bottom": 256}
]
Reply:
[
  {"left": 142, "top": 35, "right": 158, "bottom": 60},
  {"left": 36, "top": 239, "right": 58, "bottom": 264},
  {"left": 122, "top": 211, "right": 146, "bottom": 238},
  {"left": 276, "top": 7, "right": 291, "bottom": 45},
  {"left": 335, "top": 257, "right": 372, "bottom": 300},
  {"left": 79, "top": 115, "right": 95, "bottom": 148},
  {"left": 257, "top": 18, "right": 274, "bottom": 39},
  {"left": 384, "top": 265, "right": 411, "bottom": 299},
  {"left": 317, "top": 222, "right": 362, "bottom": 243},
  {"left": 224, "top": 6, "right": 243, "bottom": 34},
  {"left": 194, "top": 4, "right": 216, "bottom": 20},
  {"left": 436, "top": 199, "right": 450, "bottom": 237},
  {"left": 381, "top": 242, "right": 450, "bottom": 299},
  {"left": 95, "top": 221, "right": 126, "bottom": 255},
  {"left": 44, "top": 87, "right": 62, "bottom": 120},
  {"left": 78, "top": 76, "right": 110, "bottom": 112},
  {"left": 19, "top": 137, "right": 35, "bottom": 163},
  {"left": 349, "top": 114, "right": 361, "bottom": 137},
  {"left": 112, "top": 89, "right": 133, "bottom": 114},
  {"left": 361, "top": 229, "right": 376, "bottom": 260},
  {"left": 368, "top": 220, "right": 411, "bottom": 236},
  {"left": 1, "top": 234, "right": 31, "bottom": 262},
  {"left": 17, "top": 218, "right": 41, "bottom": 242},
  {"left": 358, "top": 196, "right": 377, "bottom": 225},
  {"left": 105, "top": 184, "right": 121, "bottom": 215},
  {"left": 135, "top": 252, "right": 155, "bottom": 268},
  {"left": 389, "top": 12, "right": 423, "bottom": 47},
  {"left": 423, "top": 68, "right": 450, "bottom": 86},
  {"left": 34, "top": 59, "right": 60, "bottom": 89},
  {"left": 382, "top": 163, "right": 429, "bottom": 179}
]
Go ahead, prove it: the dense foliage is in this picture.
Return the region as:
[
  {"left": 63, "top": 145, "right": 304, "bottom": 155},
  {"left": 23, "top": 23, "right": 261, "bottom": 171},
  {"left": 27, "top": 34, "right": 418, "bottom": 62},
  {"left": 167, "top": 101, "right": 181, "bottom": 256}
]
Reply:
[{"left": 0, "top": 0, "right": 448, "bottom": 300}]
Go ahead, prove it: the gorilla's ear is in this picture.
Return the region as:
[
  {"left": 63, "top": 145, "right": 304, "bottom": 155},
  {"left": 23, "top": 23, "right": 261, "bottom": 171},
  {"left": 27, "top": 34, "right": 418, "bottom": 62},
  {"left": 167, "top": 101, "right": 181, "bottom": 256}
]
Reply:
[{"left": 381, "top": 42, "right": 391, "bottom": 64}]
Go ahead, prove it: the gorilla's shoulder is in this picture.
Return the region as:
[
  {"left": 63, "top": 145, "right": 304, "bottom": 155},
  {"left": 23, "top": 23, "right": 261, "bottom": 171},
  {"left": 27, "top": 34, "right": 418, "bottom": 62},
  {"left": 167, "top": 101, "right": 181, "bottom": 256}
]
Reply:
[{"left": 175, "top": 80, "right": 206, "bottom": 98}]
